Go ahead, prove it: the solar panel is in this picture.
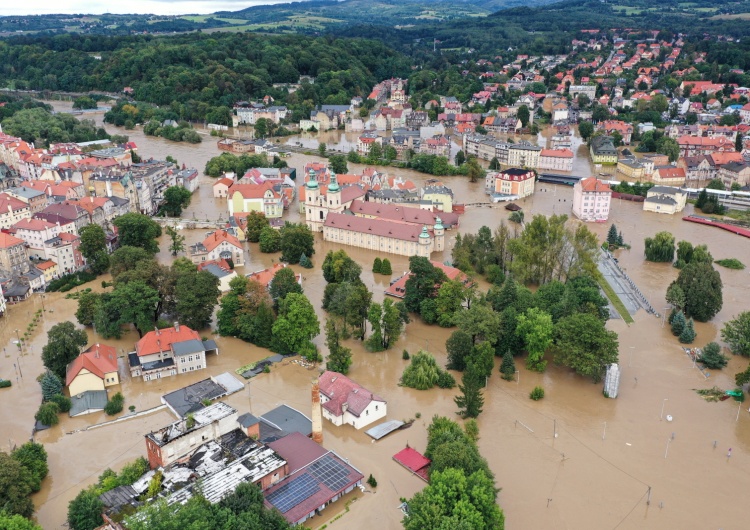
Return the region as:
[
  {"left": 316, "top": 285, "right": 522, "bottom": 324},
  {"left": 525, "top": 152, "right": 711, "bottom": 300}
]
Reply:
[
  {"left": 308, "top": 455, "right": 351, "bottom": 491},
  {"left": 266, "top": 473, "right": 319, "bottom": 513}
]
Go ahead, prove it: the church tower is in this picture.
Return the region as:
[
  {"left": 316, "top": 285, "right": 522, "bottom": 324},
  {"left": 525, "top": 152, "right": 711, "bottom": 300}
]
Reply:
[
  {"left": 305, "top": 168, "right": 323, "bottom": 232},
  {"left": 327, "top": 172, "right": 343, "bottom": 214},
  {"left": 418, "top": 225, "right": 432, "bottom": 257},
  {"left": 433, "top": 216, "right": 445, "bottom": 252}
]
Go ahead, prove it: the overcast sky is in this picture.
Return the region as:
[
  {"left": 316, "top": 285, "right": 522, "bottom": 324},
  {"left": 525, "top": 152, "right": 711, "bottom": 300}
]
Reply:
[{"left": 3, "top": 1, "right": 295, "bottom": 16}]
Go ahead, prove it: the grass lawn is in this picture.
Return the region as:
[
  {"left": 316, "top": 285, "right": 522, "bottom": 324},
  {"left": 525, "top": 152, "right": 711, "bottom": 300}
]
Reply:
[{"left": 597, "top": 277, "right": 635, "bottom": 324}]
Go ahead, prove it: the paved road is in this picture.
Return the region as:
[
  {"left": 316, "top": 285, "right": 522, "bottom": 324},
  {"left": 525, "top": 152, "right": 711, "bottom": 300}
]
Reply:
[{"left": 598, "top": 253, "right": 644, "bottom": 318}]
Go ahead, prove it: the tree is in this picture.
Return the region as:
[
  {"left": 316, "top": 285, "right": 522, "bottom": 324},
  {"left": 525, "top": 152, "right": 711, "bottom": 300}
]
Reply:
[
  {"left": 446, "top": 330, "right": 473, "bottom": 371},
  {"left": 299, "top": 253, "right": 313, "bottom": 268},
  {"left": 258, "top": 226, "right": 281, "bottom": 253},
  {"left": 318, "top": 142, "right": 327, "bottom": 157},
  {"left": 40, "top": 371, "right": 62, "bottom": 402},
  {"left": 322, "top": 250, "right": 362, "bottom": 284},
  {"left": 35, "top": 402, "right": 60, "bottom": 426},
  {"left": 0, "top": 512, "right": 41, "bottom": 529},
  {"left": 435, "top": 280, "right": 467, "bottom": 327},
  {"left": 644, "top": 231, "right": 675, "bottom": 262},
  {"left": 679, "top": 318, "right": 696, "bottom": 344},
  {"left": 372, "top": 257, "right": 382, "bottom": 273},
  {"left": 516, "top": 308, "right": 553, "bottom": 372},
  {"left": 721, "top": 312, "right": 750, "bottom": 357},
  {"left": 269, "top": 266, "right": 303, "bottom": 306},
  {"left": 162, "top": 186, "right": 192, "bottom": 217},
  {"left": 110, "top": 280, "right": 161, "bottom": 336},
  {"left": 175, "top": 270, "right": 220, "bottom": 330},
  {"left": 455, "top": 300, "right": 502, "bottom": 346},
  {"left": 655, "top": 136, "right": 680, "bottom": 162},
  {"left": 401, "top": 351, "right": 454, "bottom": 390},
  {"left": 592, "top": 105, "right": 609, "bottom": 122},
  {"left": 455, "top": 150, "right": 466, "bottom": 166},
  {"left": 366, "top": 299, "right": 407, "bottom": 351},
  {"left": 736, "top": 364, "right": 750, "bottom": 387},
  {"left": 368, "top": 142, "right": 382, "bottom": 161},
  {"left": 455, "top": 361, "right": 485, "bottom": 418},
  {"left": 552, "top": 313, "right": 619, "bottom": 382},
  {"left": 489, "top": 157, "right": 500, "bottom": 170},
  {"left": 607, "top": 224, "right": 618, "bottom": 246},
  {"left": 78, "top": 224, "right": 109, "bottom": 274},
  {"left": 72, "top": 96, "right": 97, "bottom": 110},
  {"left": 670, "top": 262, "right": 723, "bottom": 322},
  {"left": 254, "top": 118, "right": 268, "bottom": 138},
  {"left": 699, "top": 342, "right": 727, "bottom": 369},
  {"left": 245, "top": 211, "right": 269, "bottom": 243},
  {"left": 328, "top": 154, "right": 348, "bottom": 174},
  {"left": 42, "top": 321, "right": 88, "bottom": 380},
  {"left": 272, "top": 293, "right": 320, "bottom": 355},
  {"left": 76, "top": 291, "right": 101, "bottom": 326},
  {"left": 403, "top": 467, "right": 504, "bottom": 530},
  {"left": 280, "top": 223, "right": 314, "bottom": 264},
  {"left": 517, "top": 105, "right": 530, "bottom": 127},
  {"left": 0, "top": 452, "right": 34, "bottom": 518},
  {"left": 380, "top": 258, "right": 392, "bottom": 275},
  {"left": 11, "top": 442, "right": 48, "bottom": 494},
  {"left": 165, "top": 226, "right": 185, "bottom": 256},
  {"left": 67, "top": 489, "right": 104, "bottom": 530},
  {"left": 671, "top": 310, "right": 686, "bottom": 336},
  {"left": 500, "top": 350, "right": 516, "bottom": 381},
  {"left": 112, "top": 213, "right": 162, "bottom": 253},
  {"left": 579, "top": 121, "right": 594, "bottom": 141},
  {"left": 109, "top": 246, "right": 152, "bottom": 278},
  {"left": 404, "top": 256, "right": 448, "bottom": 312},
  {"left": 325, "top": 319, "right": 352, "bottom": 374},
  {"left": 665, "top": 283, "right": 686, "bottom": 312}
]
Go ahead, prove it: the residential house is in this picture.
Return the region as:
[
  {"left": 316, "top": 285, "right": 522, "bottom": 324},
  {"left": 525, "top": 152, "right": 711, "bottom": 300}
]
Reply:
[
  {"left": 508, "top": 142, "right": 542, "bottom": 168},
  {"left": 538, "top": 149, "right": 574, "bottom": 172},
  {"left": 741, "top": 103, "right": 750, "bottom": 125},
  {"left": 128, "top": 322, "right": 219, "bottom": 381},
  {"left": 652, "top": 166, "right": 686, "bottom": 186},
  {"left": 598, "top": 121, "right": 633, "bottom": 144},
  {"left": 246, "top": 263, "right": 301, "bottom": 290},
  {"left": 10, "top": 218, "right": 71, "bottom": 260},
  {"left": 385, "top": 261, "right": 469, "bottom": 299},
  {"left": 617, "top": 158, "right": 645, "bottom": 180},
  {"left": 227, "top": 182, "right": 283, "bottom": 219},
  {"left": 176, "top": 168, "right": 200, "bottom": 193},
  {"left": 487, "top": 168, "right": 536, "bottom": 198},
  {"left": 44, "top": 232, "right": 84, "bottom": 274},
  {"left": 213, "top": 176, "right": 235, "bottom": 198},
  {"left": 0, "top": 193, "right": 31, "bottom": 230},
  {"left": 197, "top": 260, "right": 238, "bottom": 293},
  {"left": 0, "top": 232, "right": 29, "bottom": 276},
  {"left": 7, "top": 186, "right": 47, "bottom": 213},
  {"left": 678, "top": 155, "right": 714, "bottom": 183},
  {"left": 189, "top": 230, "right": 245, "bottom": 267},
  {"left": 590, "top": 136, "right": 618, "bottom": 165},
  {"left": 35, "top": 203, "right": 88, "bottom": 233},
  {"left": 719, "top": 162, "right": 750, "bottom": 187},
  {"left": 318, "top": 371, "right": 386, "bottom": 429},
  {"left": 72, "top": 197, "right": 112, "bottom": 228},
  {"left": 643, "top": 186, "right": 687, "bottom": 215},
  {"left": 572, "top": 178, "right": 612, "bottom": 222},
  {"left": 66, "top": 343, "right": 120, "bottom": 397},
  {"left": 35, "top": 260, "right": 58, "bottom": 284},
  {"left": 420, "top": 185, "right": 454, "bottom": 212},
  {"left": 418, "top": 136, "right": 451, "bottom": 157},
  {"left": 552, "top": 102, "right": 569, "bottom": 122}
]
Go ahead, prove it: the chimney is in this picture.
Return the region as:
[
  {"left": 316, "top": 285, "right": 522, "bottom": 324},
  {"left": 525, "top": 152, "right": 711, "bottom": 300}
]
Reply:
[
  {"left": 311, "top": 378, "right": 323, "bottom": 445},
  {"left": 174, "top": 321, "right": 180, "bottom": 332}
]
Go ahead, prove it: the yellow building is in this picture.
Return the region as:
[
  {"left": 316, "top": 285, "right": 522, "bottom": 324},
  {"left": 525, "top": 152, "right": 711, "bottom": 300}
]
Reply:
[
  {"left": 590, "top": 136, "right": 618, "bottom": 165},
  {"left": 66, "top": 343, "right": 120, "bottom": 397},
  {"left": 616, "top": 158, "right": 644, "bottom": 180},
  {"left": 420, "top": 185, "right": 454, "bottom": 212},
  {"left": 35, "top": 260, "right": 58, "bottom": 284}
]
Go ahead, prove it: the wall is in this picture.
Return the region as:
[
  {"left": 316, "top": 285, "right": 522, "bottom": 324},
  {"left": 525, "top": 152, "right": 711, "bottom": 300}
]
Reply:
[{"left": 69, "top": 369, "right": 105, "bottom": 396}]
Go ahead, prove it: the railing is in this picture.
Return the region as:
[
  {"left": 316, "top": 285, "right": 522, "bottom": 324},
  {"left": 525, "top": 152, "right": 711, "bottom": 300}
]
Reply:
[{"left": 602, "top": 249, "right": 658, "bottom": 317}]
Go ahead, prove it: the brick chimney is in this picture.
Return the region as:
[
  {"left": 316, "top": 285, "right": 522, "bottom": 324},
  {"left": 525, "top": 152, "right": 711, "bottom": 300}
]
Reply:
[{"left": 311, "top": 378, "right": 323, "bottom": 444}]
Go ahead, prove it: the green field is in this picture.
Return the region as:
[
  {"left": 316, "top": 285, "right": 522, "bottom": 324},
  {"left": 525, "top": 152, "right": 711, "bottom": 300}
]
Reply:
[{"left": 180, "top": 15, "right": 249, "bottom": 24}]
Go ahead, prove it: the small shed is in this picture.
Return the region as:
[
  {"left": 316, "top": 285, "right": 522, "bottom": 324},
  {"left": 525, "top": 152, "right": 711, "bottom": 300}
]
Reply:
[{"left": 393, "top": 447, "right": 430, "bottom": 482}]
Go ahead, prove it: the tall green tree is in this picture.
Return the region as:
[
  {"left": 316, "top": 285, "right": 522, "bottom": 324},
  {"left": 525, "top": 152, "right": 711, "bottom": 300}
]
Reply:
[
  {"left": 110, "top": 280, "right": 161, "bottom": 337},
  {"left": 500, "top": 350, "right": 516, "bottom": 381},
  {"left": 162, "top": 186, "right": 192, "bottom": 217},
  {"left": 245, "top": 211, "right": 269, "bottom": 243},
  {"left": 328, "top": 154, "right": 348, "bottom": 174},
  {"left": 679, "top": 318, "right": 696, "bottom": 344},
  {"left": 552, "top": 313, "right": 619, "bottom": 382},
  {"left": 607, "top": 224, "right": 618, "bottom": 246},
  {"left": 517, "top": 104, "right": 530, "bottom": 127},
  {"left": 0, "top": 512, "right": 42, "bottom": 529},
  {"left": 78, "top": 224, "right": 109, "bottom": 274},
  {"left": 67, "top": 489, "right": 104, "bottom": 530},
  {"left": 434, "top": 279, "right": 467, "bottom": 327},
  {"left": 455, "top": 360, "right": 485, "bottom": 419},
  {"left": 165, "top": 226, "right": 185, "bottom": 256},
  {"left": 454, "top": 301, "right": 501, "bottom": 346},
  {"left": 0, "top": 452, "right": 34, "bottom": 518},
  {"left": 279, "top": 223, "right": 314, "bottom": 264},
  {"left": 669, "top": 262, "right": 723, "bottom": 322},
  {"left": 271, "top": 293, "right": 320, "bottom": 355},
  {"left": 109, "top": 246, "right": 153, "bottom": 278},
  {"left": 175, "top": 270, "right": 220, "bottom": 330},
  {"left": 41, "top": 321, "right": 88, "bottom": 380},
  {"left": 366, "top": 299, "right": 407, "bottom": 351},
  {"left": 269, "top": 267, "right": 303, "bottom": 307},
  {"left": 721, "top": 312, "right": 750, "bottom": 357},
  {"left": 404, "top": 256, "right": 447, "bottom": 313},
  {"left": 325, "top": 319, "right": 352, "bottom": 374},
  {"left": 644, "top": 231, "right": 675, "bottom": 262},
  {"left": 516, "top": 307, "right": 553, "bottom": 372},
  {"left": 579, "top": 121, "right": 594, "bottom": 141},
  {"left": 258, "top": 226, "right": 281, "bottom": 253},
  {"left": 322, "top": 250, "right": 362, "bottom": 284},
  {"left": 446, "top": 330, "right": 474, "bottom": 371},
  {"left": 40, "top": 371, "right": 62, "bottom": 402},
  {"left": 112, "top": 213, "right": 162, "bottom": 253}
]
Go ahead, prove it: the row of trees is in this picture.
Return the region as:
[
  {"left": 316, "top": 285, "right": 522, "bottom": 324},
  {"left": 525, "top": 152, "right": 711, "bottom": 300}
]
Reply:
[
  {"left": 257, "top": 222, "right": 315, "bottom": 264},
  {"left": 203, "top": 152, "right": 287, "bottom": 178},
  {"left": 2, "top": 107, "right": 118, "bottom": 147}
]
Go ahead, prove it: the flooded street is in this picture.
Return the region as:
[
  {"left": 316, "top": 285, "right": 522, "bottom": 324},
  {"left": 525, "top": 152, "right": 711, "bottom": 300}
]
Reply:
[{"left": 1, "top": 102, "right": 749, "bottom": 529}]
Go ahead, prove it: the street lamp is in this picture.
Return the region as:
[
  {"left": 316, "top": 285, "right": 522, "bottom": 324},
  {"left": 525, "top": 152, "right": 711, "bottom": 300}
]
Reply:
[
  {"left": 660, "top": 398, "right": 668, "bottom": 421},
  {"left": 515, "top": 370, "right": 520, "bottom": 386}
]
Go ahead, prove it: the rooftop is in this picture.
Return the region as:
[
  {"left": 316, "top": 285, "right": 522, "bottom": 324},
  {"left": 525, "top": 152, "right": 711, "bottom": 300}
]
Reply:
[
  {"left": 146, "top": 402, "right": 237, "bottom": 447},
  {"left": 135, "top": 323, "right": 200, "bottom": 357},
  {"left": 318, "top": 371, "right": 385, "bottom": 418},
  {"left": 161, "top": 377, "right": 239, "bottom": 418}
]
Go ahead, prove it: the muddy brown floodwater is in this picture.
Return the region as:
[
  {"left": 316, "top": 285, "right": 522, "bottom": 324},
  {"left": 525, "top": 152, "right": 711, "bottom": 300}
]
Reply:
[{"left": 0, "top": 102, "right": 748, "bottom": 529}]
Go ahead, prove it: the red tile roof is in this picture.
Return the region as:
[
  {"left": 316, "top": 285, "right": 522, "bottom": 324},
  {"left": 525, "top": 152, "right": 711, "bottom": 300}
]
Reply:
[
  {"left": 347, "top": 199, "right": 459, "bottom": 227},
  {"left": 541, "top": 149, "right": 574, "bottom": 158},
  {"left": 35, "top": 260, "right": 56, "bottom": 271},
  {"left": 213, "top": 177, "right": 234, "bottom": 188},
  {"left": 324, "top": 212, "right": 430, "bottom": 243},
  {"left": 66, "top": 343, "right": 118, "bottom": 386},
  {"left": 12, "top": 218, "right": 56, "bottom": 231},
  {"left": 201, "top": 230, "right": 242, "bottom": 253},
  {"left": 135, "top": 324, "right": 200, "bottom": 357},
  {"left": 318, "top": 371, "right": 385, "bottom": 417},
  {"left": 579, "top": 178, "right": 612, "bottom": 193},
  {"left": 655, "top": 167, "right": 686, "bottom": 180},
  {"left": 268, "top": 431, "right": 327, "bottom": 474},
  {"left": 0, "top": 194, "right": 29, "bottom": 213},
  {"left": 228, "top": 181, "right": 279, "bottom": 200},
  {"left": 0, "top": 232, "right": 25, "bottom": 248},
  {"left": 246, "top": 263, "right": 300, "bottom": 288}
]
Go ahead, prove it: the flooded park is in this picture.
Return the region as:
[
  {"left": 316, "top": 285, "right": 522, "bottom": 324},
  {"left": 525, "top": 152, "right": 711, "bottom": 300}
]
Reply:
[{"left": 1, "top": 103, "right": 750, "bottom": 529}]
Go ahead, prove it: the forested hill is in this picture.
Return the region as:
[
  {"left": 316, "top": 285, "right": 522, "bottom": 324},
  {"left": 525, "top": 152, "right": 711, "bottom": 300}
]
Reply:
[
  {"left": 342, "top": 0, "right": 750, "bottom": 57},
  {"left": 0, "top": 32, "right": 410, "bottom": 121}
]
